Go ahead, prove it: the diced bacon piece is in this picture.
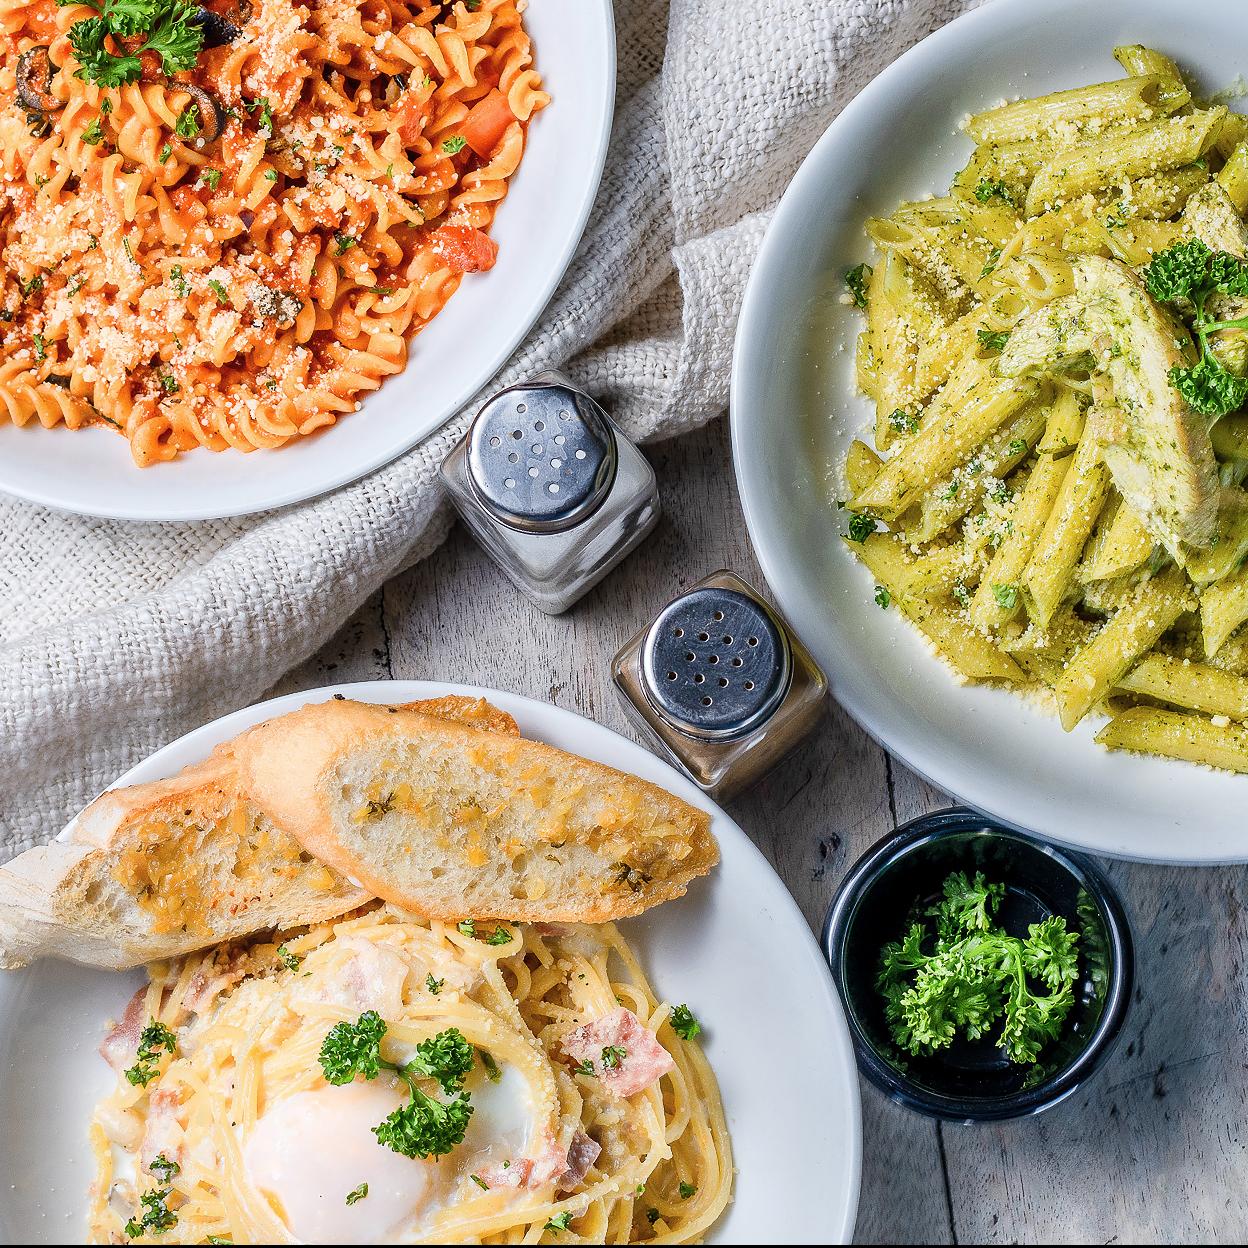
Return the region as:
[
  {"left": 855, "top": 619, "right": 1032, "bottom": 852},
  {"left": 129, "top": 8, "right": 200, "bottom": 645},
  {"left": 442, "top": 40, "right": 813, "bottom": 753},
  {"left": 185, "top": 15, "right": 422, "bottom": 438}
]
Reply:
[
  {"left": 559, "top": 1007, "right": 674, "bottom": 1098},
  {"left": 100, "top": 987, "right": 146, "bottom": 1072},
  {"left": 140, "top": 1087, "right": 186, "bottom": 1174},
  {"left": 430, "top": 225, "right": 499, "bottom": 274},
  {"left": 478, "top": 1158, "right": 532, "bottom": 1188},
  {"left": 557, "top": 1130, "right": 601, "bottom": 1191},
  {"left": 138, "top": 50, "right": 164, "bottom": 83},
  {"left": 115, "top": 37, "right": 164, "bottom": 83},
  {"left": 482, "top": 1129, "right": 600, "bottom": 1193},
  {"left": 526, "top": 1131, "right": 569, "bottom": 1187},
  {"left": 310, "top": 937, "right": 408, "bottom": 1017},
  {"left": 183, "top": 948, "right": 250, "bottom": 1016}
]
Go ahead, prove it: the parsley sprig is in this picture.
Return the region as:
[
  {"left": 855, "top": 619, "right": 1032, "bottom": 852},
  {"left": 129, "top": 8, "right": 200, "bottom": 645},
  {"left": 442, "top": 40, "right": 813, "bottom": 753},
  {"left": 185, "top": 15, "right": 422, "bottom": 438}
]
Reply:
[
  {"left": 1144, "top": 240, "right": 1248, "bottom": 419},
  {"left": 877, "top": 871, "right": 1080, "bottom": 1066},
  {"left": 318, "top": 1012, "right": 474, "bottom": 1159},
  {"left": 845, "top": 262, "right": 872, "bottom": 309},
  {"left": 60, "top": 0, "right": 204, "bottom": 89},
  {"left": 974, "top": 178, "right": 1016, "bottom": 208},
  {"left": 669, "top": 1004, "right": 701, "bottom": 1041},
  {"left": 124, "top": 1019, "right": 177, "bottom": 1088},
  {"left": 456, "top": 917, "right": 513, "bottom": 945},
  {"left": 148, "top": 1153, "right": 179, "bottom": 1184},
  {"left": 124, "top": 1187, "right": 177, "bottom": 1238},
  {"left": 846, "top": 511, "right": 876, "bottom": 543},
  {"left": 276, "top": 943, "right": 302, "bottom": 972}
]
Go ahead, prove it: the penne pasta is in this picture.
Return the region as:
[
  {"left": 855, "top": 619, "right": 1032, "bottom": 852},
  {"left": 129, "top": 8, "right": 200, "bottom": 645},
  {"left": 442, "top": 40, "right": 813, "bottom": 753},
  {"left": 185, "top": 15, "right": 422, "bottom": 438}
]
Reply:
[
  {"left": 1116, "top": 654, "right": 1248, "bottom": 721},
  {"left": 852, "top": 364, "right": 1038, "bottom": 520},
  {"left": 1096, "top": 706, "right": 1248, "bottom": 773},
  {"left": 967, "top": 75, "right": 1176, "bottom": 147},
  {"left": 1184, "top": 492, "right": 1248, "bottom": 587},
  {"left": 1053, "top": 568, "right": 1192, "bottom": 730},
  {"left": 1026, "top": 108, "right": 1227, "bottom": 215},
  {"left": 865, "top": 254, "right": 920, "bottom": 450},
  {"left": 1035, "top": 386, "right": 1085, "bottom": 457},
  {"left": 970, "top": 449, "right": 1070, "bottom": 633},
  {"left": 840, "top": 47, "right": 1248, "bottom": 775},
  {"left": 1021, "top": 428, "right": 1111, "bottom": 626},
  {"left": 1219, "top": 142, "right": 1248, "bottom": 215},
  {"left": 1201, "top": 563, "right": 1248, "bottom": 658},
  {"left": 1112, "top": 45, "right": 1191, "bottom": 114},
  {"left": 1078, "top": 499, "right": 1157, "bottom": 583},
  {"left": 847, "top": 535, "right": 1023, "bottom": 682},
  {"left": 1217, "top": 113, "right": 1248, "bottom": 162},
  {"left": 906, "top": 401, "right": 1047, "bottom": 544},
  {"left": 845, "top": 439, "right": 884, "bottom": 495}
]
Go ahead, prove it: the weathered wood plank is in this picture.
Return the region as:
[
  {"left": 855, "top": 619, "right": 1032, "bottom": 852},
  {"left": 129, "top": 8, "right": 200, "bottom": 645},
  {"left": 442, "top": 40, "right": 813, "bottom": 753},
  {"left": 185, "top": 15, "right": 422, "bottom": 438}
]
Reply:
[{"left": 942, "top": 858, "right": 1248, "bottom": 1244}]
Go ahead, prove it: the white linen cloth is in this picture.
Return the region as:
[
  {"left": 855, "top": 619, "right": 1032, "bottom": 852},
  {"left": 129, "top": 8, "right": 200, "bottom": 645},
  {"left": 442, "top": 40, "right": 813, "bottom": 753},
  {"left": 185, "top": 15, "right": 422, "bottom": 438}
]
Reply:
[{"left": 0, "top": 0, "right": 977, "bottom": 855}]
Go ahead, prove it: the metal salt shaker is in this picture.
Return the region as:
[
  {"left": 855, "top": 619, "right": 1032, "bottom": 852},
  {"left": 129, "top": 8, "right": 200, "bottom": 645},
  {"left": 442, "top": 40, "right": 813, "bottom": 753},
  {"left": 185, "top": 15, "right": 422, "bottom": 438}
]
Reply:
[
  {"left": 611, "top": 570, "right": 827, "bottom": 800},
  {"left": 440, "top": 370, "right": 660, "bottom": 614}
]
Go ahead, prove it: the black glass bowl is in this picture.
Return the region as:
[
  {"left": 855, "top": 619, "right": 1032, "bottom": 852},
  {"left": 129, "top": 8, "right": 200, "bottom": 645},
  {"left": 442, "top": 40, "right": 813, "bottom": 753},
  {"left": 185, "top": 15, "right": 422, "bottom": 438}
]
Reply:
[{"left": 823, "top": 808, "right": 1134, "bottom": 1122}]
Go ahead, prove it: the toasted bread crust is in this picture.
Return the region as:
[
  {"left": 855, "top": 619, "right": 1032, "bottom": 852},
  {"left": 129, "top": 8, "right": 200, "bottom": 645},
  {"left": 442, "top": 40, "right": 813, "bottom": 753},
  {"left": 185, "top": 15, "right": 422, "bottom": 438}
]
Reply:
[
  {"left": 0, "top": 695, "right": 524, "bottom": 970},
  {"left": 236, "top": 699, "right": 718, "bottom": 924},
  {"left": 394, "top": 695, "right": 520, "bottom": 736}
]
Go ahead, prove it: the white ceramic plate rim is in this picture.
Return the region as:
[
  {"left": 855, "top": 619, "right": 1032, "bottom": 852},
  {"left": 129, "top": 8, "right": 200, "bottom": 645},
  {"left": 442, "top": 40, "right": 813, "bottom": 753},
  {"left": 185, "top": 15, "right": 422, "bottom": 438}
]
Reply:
[
  {"left": 0, "top": 681, "right": 862, "bottom": 1244},
  {"left": 0, "top": 1, "right": 615, "bottom": 522},
  {"left": 731, "top": 0, "right": 1248, "bottom": 863}
]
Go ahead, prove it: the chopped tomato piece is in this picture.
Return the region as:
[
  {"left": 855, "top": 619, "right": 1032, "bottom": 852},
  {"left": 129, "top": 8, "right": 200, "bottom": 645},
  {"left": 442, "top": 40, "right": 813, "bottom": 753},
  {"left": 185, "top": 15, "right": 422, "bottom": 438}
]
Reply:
[
  {"left": 24, "top": 0, "right": 60, "bottom": 40},
  {"left": 114, "top": 35, "right": 164, "bottom": 83},
  {"left": 394, "top": 86, "right": 431, "bottom": 147},
  {"left": 430, "top": 224, "right": 499, "bottom": 273},
  {"left": 460, "top": 89, "right": 514, "bottom": 158},
  {"left": 170, "top": 186, "right": 208, "bottom": 219},
  {"left": 138, "top": 49, "right": 164, "bottom": 83}
]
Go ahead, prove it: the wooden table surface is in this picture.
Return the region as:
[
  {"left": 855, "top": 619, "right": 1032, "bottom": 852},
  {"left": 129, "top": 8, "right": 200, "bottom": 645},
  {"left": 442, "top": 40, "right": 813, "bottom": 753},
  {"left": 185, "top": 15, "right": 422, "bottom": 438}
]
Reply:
[{"left": 275, "top": 415, "right": 1248, "bottom": 1245}]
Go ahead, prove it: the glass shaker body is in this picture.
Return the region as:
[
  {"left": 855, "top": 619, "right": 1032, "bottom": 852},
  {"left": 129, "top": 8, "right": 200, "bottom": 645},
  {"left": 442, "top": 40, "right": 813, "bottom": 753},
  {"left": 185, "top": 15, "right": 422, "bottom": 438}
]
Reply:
[
  {"left": 441, "top": 371, "right": 659, "bottom": 615},
  {"left": 612, "top": 570, "right": 827, "bottom": 799}
]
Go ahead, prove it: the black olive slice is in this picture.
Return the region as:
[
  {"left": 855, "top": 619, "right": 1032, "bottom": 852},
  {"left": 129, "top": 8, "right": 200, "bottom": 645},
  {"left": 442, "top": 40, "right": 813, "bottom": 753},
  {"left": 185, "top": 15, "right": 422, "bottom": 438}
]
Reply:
[
  {"left": 16, "top": 47, "right": 63, "bottom": 115},
  {"left": 177, "top": 83, "right": 226, "bottom": 143},
  {"left": 195, "top": 8, "right": 242, "bottom": 48}
]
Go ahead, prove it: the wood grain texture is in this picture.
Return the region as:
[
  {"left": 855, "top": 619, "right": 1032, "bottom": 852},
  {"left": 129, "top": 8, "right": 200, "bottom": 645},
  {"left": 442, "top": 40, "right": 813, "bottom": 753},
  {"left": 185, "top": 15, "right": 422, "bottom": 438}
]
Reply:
[{"left": 277, "top": 415, "right": 1248, "bottom": 1244}]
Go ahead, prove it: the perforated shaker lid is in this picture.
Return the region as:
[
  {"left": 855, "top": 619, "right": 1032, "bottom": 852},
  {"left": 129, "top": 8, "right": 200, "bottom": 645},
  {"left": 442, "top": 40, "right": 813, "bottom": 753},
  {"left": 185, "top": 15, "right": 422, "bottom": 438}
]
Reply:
[
  {"left": 641, "top": 587, "right": 792, "bottom": 739},
  {"left": 466, "top": 378, "right": 617, "bottom": 533}
]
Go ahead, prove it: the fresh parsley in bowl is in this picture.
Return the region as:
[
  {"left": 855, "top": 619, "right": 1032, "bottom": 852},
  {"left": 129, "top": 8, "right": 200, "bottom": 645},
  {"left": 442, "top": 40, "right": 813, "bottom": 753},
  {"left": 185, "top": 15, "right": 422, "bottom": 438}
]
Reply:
[
  {"left": 878, "top": 870, "right": 1080, "bottom": 1067},
  {"left": 824, "top": 809, "right": 1133, "bottom": 1122}
]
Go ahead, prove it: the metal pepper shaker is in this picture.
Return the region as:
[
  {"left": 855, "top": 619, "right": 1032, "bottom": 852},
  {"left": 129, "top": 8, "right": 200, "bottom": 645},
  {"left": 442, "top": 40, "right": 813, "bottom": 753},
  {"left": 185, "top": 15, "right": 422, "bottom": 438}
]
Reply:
[
  {"left": 439, "top": 370, "right": 660, "bottom": 614},
  {"left": 611, "top": 570, "right": 827, "bottom": 800}
]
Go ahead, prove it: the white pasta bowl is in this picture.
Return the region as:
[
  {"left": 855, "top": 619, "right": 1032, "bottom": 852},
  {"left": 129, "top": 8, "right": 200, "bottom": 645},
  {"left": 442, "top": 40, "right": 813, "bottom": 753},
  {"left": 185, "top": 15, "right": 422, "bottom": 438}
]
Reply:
[
  {"left": 731, "top": 0, "right": 1248, "bottom": 863},
  {"left": 0, "top": 0, "right": 614, "bottom": 522},
  {"left": 0, "top": 682, "right": 861, "bottom": 1243}
]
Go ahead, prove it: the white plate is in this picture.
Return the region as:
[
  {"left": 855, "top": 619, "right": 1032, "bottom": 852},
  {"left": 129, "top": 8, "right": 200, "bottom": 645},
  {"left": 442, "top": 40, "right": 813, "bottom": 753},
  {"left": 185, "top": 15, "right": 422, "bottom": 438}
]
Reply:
[
  {"left": 732, "top": 0, "right": 1248, "bottom": 864},
  {"left": 0, "top": 2, "right": 615, "bottom": 522},
  {"left": 0, "top": 681, "right": 861, "bottom": 1244}
]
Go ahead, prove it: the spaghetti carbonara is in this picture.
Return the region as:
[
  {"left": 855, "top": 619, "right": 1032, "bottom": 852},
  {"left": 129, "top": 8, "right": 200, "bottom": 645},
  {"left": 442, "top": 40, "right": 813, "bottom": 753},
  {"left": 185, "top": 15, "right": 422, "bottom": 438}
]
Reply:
[
  {"left": 0, "top": 0, "right": 546, "bottom": 464},
  {"left": 89, "top": 906, "right": 732, "bottom": 1243}
]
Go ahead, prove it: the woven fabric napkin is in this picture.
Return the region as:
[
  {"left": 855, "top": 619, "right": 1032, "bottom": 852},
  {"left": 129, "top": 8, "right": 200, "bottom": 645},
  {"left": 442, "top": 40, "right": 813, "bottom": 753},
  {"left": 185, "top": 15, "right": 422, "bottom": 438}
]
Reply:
[{"left": 0, "top": 0, "right": 976, "bottom": 855}]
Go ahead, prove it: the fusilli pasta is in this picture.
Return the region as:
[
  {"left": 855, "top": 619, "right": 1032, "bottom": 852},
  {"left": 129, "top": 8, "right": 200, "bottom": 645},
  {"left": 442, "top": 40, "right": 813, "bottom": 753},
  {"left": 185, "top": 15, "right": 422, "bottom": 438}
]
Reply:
[{"left": 0, "top": 0, "right": 547, "bottom": 464}]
